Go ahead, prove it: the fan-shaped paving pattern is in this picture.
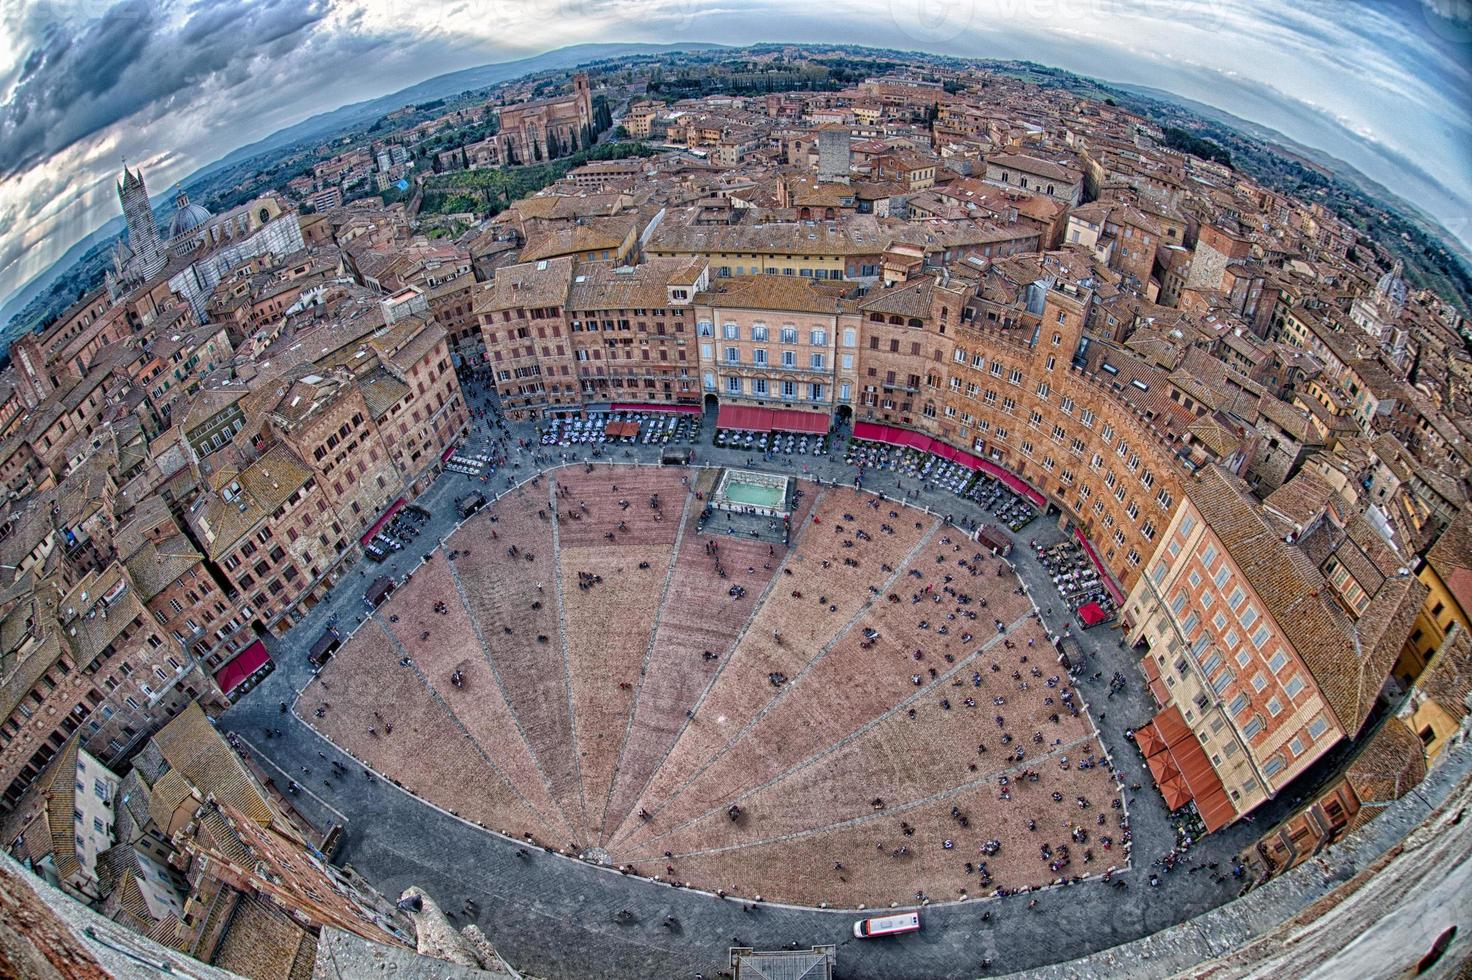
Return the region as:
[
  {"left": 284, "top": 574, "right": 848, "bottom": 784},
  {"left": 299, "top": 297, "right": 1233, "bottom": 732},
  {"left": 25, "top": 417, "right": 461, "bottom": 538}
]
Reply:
[{"left": 312, "top": 465, "right": 1124, "bottom": 906}]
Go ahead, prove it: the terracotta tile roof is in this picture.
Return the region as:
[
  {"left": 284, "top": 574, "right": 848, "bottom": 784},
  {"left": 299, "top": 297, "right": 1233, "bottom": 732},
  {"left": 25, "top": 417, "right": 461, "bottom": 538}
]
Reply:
[
  {"left": 151, "top": 703, "right": 277, "bottom": 830},
  {"left": 190, "top": 443, "right": 313, "bottom": 559},
  {"left": 473, "top": 256, "right": 575, "bottom": 315},
  {"left": 987, "top": 152, "right": 1082, "bottom": 182},
  {"left": 359, "top": 368, "right": 411, "bottom": 421},
  {"left": 696, "top": 274, "right": 849, "bottom": 315},
  {"left": 375, "top": 318, "right": 446, "bottom": 374},
  {"left": 648, "top": 216, "right": 889, "bottom": 258},
  {"left": 1425, "top": 511, "right": 1472, "bottom": 618},
  {"left": 146, "top": 769, "right": 198, "bottom": 838},
  {"left": 518, "top": 214, "right": 638, "bottom": 263},
  {"left": 122, "top": 534, "right": 203, "bottom": 602},
  {"left": 1257, "top": 394, "right": 1317, "bottom": 444},
  {"left": 567, "top": 259, "right": 696, "bottom": 312},
  {"left": 1187, "top": 415, "right": 1243, "bottom": 461},
  {"left": 1345, "top": 717, "right": 1426, "bottom": 805},
  {"left": 1189, "top": 465, "right": 1415, "bottom": 735},
  {"left": 1262, "top": 470, "right": 1336, "bottom": 530},
  {"left": 212, "top": 893, "right": 318, "bottom": 980},
  {"left": 1, "top": 619, "right": 64, "bottom": 722},
  {"left": 1416, "top": 626, "right": 1472, "bottom": 725}
]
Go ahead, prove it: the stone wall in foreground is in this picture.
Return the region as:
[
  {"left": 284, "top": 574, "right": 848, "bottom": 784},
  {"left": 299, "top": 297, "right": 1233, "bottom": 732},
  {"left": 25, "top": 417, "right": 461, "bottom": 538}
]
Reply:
[{"left": 1016, "top": 735, "right": 1472, "bottom": 979}]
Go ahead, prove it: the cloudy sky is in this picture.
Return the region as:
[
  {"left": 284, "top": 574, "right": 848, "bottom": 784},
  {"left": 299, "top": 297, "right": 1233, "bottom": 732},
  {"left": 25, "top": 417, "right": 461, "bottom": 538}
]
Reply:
[{"left": 1, "top": 0, "right": 1469, "bottom": 312}]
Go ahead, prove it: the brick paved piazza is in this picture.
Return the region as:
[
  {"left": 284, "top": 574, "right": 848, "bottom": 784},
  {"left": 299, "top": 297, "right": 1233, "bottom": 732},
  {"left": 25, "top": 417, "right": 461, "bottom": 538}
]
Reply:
[{"left": 306, "top": 465, "right": 1126, "bottom": 910}]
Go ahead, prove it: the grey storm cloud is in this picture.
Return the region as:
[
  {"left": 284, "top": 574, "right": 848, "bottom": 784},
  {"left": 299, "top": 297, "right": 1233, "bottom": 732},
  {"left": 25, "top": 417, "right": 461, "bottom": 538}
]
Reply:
[{"left": 0, "top": 0, "right": 333, "bottom": 178}]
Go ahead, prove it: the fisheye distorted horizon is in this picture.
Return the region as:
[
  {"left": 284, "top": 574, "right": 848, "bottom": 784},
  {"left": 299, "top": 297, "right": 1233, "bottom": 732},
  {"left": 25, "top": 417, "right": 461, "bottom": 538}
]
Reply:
[{"left": 0, "top": 0, "right": 1468, "bottom": 311}]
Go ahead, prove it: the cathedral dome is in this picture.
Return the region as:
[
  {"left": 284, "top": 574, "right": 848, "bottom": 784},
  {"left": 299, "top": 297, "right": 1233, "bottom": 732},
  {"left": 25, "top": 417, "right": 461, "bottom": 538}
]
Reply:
[
  {"left": 167, "top": 184, "right": 211, "bottom": 240},
  {"left": 1375, "top": 260, "right": 1407, "bottom": 313},
  {"left": 169, "top": 201, "right": 212, "bottom": 240}
]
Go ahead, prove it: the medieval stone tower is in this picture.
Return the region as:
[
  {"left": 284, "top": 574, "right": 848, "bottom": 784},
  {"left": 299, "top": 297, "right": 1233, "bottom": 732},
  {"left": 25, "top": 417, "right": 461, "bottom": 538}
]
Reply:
[{"left": 117, "top": 166, "right": 166, "bottom": 281}]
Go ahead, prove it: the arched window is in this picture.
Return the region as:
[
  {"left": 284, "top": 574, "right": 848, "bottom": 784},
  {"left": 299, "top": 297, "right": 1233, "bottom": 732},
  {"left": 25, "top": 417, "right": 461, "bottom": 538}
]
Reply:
[
  {"left": 888, "top": 315, "right": 904, "bottom": 325},
  {"left": 869, "top": 313, "right": 885, "bottom": 322},
  {"left": 907, "top": 318, "right": 924, "bottom": 328}
]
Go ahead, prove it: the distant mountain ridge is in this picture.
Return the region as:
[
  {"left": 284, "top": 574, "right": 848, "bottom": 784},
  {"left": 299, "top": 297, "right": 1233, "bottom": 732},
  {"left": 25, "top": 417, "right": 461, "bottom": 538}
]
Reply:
[{"left": 190, "top": 42, "right": 723, "bottom": 185}]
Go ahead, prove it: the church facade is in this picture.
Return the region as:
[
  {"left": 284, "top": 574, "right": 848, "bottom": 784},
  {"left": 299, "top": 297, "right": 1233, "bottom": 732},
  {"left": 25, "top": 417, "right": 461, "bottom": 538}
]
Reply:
[{"left": 496, "top": 73, "right": 594, "bottom": 165}]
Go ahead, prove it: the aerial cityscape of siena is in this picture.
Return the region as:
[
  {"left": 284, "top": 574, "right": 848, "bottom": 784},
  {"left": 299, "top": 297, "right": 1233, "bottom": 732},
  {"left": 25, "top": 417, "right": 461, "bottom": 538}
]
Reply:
[{"left": 0, "top": 1, "right": 1469, "bottom": 977}]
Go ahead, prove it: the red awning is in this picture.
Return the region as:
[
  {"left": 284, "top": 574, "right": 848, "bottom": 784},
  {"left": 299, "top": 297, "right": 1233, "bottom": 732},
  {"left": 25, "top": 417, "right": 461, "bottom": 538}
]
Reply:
[
  {"left": 717, "top": 404, "right": 767, "bottom": 431},
  {"left": 612, "top": 402, "right": 700, "bottom": 414},
  {"left": 716, "top": 405, "right": 828, "bottom": 434},
  {"left": 852, "top": 424, "right": 1049, "bottom": 498},
  {"left": 1140, "top": 705, "right": 1237, "bottom": 832},
  {"left": 770, "top": 408, "right": 828, "bottom": 434},
  {"left": 1078, "top": 601, "right": 1109, "bottom": 627},
  {"left": 360, "top": 498, "right": 407, "bottom": 544},
  {"left": 1196, "top": 786, "right": 1238, "bottom": 833},
  {"left": 1141, "top": 656, "right": 1169, "bottom": 707},
  {"left": 1133, "top": 718, "right": 1168, "bottom": 759},
  {"left": 1153, "top": 704, "right": 1193, "bottom": 748},
  {"left": 1160, "top": 773, "right": 1194, "bottom": 811},
  {"left": 976, "top": 459, "right": 1046, "bottom": 508},
  {"left": 1146, "top": 750, "right": 1182, "bottom": 785},
  {"left": 214, "top": 640, "right": 271, "bottom": 696},
  {"left": 1073, "top": 527, "right": 1126, "bottom": 605},
  {"left": 441, "top": 444, "right": 457, "bottom": 463}
]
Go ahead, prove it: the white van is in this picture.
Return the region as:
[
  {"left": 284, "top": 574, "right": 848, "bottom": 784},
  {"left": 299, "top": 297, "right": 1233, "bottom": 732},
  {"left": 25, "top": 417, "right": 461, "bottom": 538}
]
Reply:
[{"left": 852, "top": 911, "right": 921, "bottom": 938}]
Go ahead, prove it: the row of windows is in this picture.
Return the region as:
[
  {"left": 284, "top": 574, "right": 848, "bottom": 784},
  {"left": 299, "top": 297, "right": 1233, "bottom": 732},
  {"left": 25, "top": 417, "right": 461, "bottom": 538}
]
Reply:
[
  {"left": 718, "top": 376, "right": 827, "bottom": 401},
  {"left": 723, "top": 348, "right": 827, "bottom": 369},
  {"left": 703, "top": 323, "right": 850, "bottom": 346}
]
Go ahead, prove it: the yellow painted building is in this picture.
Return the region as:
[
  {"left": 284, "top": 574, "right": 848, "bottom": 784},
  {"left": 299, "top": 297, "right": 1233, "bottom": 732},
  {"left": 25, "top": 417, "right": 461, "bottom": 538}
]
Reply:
[
  {"left": 1399, "top": 512, "right": 1472, "bottom": 683},
  {"left": 1398, "top": 624, "right": 1471, "bottom": 765}
]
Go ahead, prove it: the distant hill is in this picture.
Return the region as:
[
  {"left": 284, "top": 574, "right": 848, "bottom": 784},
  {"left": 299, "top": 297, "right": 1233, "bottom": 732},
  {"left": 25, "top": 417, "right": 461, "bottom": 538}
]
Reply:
[
  {"left": 189, "top": 42, "right": 723, "bottom": 185},
  {"left": 0, "top": 41, "right": 723, "bottom": 339}
]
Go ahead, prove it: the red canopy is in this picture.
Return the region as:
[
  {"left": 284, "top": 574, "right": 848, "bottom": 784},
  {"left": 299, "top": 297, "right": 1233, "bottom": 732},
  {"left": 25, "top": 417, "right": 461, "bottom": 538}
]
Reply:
[
  {"left": 1140, "top": 705, "right": 1237, "bottom": 832},
  {"left": 214, "top": 640, "right": 271, "bottom": 696},
  {"left": 1133, "top": 720, "right": 1169, "bottom": 759},
  {"left": 441, "top": 444, "right": 457, "bottom": 463},
  {"left": 1160, "top": 773, "right": 1194, "bottom": 811},
  {"left": 1073, "top": 527, "right": 1125, "bottom": 605},
  {"left": 717, "top": 405, "right": 828, "bottom": 434},
  {"left": 717, "top": 405, "right": 766, "bottom": 431},
  {"left": 612, "top": 402, "right": 700, "bottom": 414},
  {"left": 851, "top": 422, "right": 1048, "bottom": 504},
  {"left": 360, "top": 498, "right": 407, "bottom": 544},
  {"left": 1078, "top": 601, "right": 1110, "bottom": 627},
  {"left": 770, "top": 408, "right": 828, "bottom": 434},
  {"left": 977, "top": 459, "right": 1047, "bottom": 508},
  {"left": 1141, "top": 656, "right": 1169, "bottom": 707}
]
